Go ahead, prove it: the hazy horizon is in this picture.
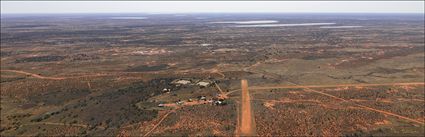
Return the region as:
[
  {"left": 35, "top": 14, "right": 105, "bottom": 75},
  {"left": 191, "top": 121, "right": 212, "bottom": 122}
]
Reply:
[
  {"left": 2, "top": 1, "right": 424, "bottom": 14},
  {"left": 2, "top": 12, "right": 425, "bottom": 15}
]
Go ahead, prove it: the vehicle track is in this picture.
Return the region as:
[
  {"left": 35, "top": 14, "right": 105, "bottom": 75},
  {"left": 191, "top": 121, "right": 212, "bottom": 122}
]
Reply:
[
  {"left": 210, "top": 68, "right": 226, "bottom": 78},
  {"left": 1, "top": 69, "right": 228, "bottom": 80},
  {"left": 142, "top": 110, "right": 174, "bottom": 137},
  {"left": 22, "top": 122, "right": 89, "bottom": 128},
  {"left": 0, "top": 69, "right": 118, "bottom": 80},
  {"left": 233, "top": 80, "right": 424, "bottom": 135},
  {"left": 303, "top": 87, "right": 425, "bottom": 125},
  {"left": 1, "top": 70, "right": 65, "bottom": 80},
  {"left": 282, "top": 81, "right": 425, "bottom": 125},
  {"left": 214, "top": 82, "right": 228, "bottom": 99},
  {"left": 249, "top": 82, "right": 425, "bottom": 90},
  {"left": 141, "top": 100, "right": 212, "bottom": 136},
  {"left": 225, "top": 82, "right": 424, "bottom": 96}
]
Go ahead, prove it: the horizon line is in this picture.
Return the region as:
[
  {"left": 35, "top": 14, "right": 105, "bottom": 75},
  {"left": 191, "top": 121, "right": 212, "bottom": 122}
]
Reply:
[{"left": 2, "top": 12, "right": 424, "bottom": 14}]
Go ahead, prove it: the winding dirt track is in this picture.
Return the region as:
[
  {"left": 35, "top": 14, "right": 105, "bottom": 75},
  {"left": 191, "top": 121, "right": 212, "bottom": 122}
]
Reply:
[{"left": 239, "top": 79, "right": 256, "bottom": 136}]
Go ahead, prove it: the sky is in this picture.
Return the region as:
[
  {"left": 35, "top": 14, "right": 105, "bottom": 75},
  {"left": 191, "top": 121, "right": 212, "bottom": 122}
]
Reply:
[{"left": 1, "top": 1, "right": 424, "bottom": 14}]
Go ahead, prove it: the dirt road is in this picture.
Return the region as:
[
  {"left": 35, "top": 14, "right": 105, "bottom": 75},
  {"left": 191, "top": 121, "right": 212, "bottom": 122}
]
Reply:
[
  {"left": 0, "top": 69, "right": 111, "bottom": 80},
  {"left": 1, "top": 70, "right": 65, "bottom": 80},
  {"left": 225, "top": 82, "right": 424, "bottom": 96},
  {"left": 0, "top": 69, "right": 150, "bottom": 80},
  {"left": 141, "top": 100, "right": 212, "bottom": 136},
  {"left": 249, "top": 82, "right": 425, "bottom": 90},
  {"left": 210, "top": 68, "right": 226, "bottom": 78},
  {"left": 1, "top": 69, "right": 228, "bottom": 81},
  {"left": 239, "top": 79, "right": 256, "bottom": 136},
  {"left": 303, "top": 88, "right": 425, "bottom": 125},
  {"left": 143, "top": 110, "right": 174, "bottom": 137},
  {"left": 214, "top": 82, "right": 228, "bottom": 99},
  {"left": 279, "top": 81, "right": 424, "bottom": 125},
  {"left": 235, "top": 81, "right": 425, "bottom": 125},
  {"left": 23, "top": 122, "right": 90, "bottom": 128}
]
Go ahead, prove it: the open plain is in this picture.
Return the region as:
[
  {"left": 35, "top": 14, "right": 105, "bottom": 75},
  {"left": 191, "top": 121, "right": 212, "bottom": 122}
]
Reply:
[{"left": 1, "top": 13, "right": 424, "bottom": 136}]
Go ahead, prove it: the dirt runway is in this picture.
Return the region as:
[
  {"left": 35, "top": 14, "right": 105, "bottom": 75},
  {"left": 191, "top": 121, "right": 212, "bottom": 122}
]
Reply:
[{"left": 239, "top": 79, "right": 256, "bottom": 136}]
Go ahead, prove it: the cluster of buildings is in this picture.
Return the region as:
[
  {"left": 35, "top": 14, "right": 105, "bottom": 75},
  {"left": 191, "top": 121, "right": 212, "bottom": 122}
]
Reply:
[
  {"left": 170, "top": 78, "right": 214, "bottom": 88},
  {"left": 156, "top": 78, "right": 228, "bottom": 107},
  {"left": 158, "top": 95, "right": 227, "bottom": 107}
]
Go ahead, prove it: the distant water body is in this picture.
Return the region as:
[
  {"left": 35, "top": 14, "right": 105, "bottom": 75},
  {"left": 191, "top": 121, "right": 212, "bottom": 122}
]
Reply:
[
  {"left": 109, "top": 17, "right": 147, "bottom": 20},
  {"left": 210, "top": 20, "right": 279, "bottom": 24},
  {"left": 320, "top": 26, "right": 363, "bottom": 29},
  {"left": 233, "top": 23, "right": 336, "bottom": 27}
]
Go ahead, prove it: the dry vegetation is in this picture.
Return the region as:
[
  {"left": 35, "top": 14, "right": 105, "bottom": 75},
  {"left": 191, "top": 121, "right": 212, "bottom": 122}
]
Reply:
[{"left": 1, "top": 13, "right": 424, "bottom": 136}]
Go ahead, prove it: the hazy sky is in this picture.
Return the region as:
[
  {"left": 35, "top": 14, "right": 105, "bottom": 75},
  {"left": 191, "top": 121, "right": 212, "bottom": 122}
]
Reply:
[{"left": 1, "top": 1, "right": 424, "bottom": 14}]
